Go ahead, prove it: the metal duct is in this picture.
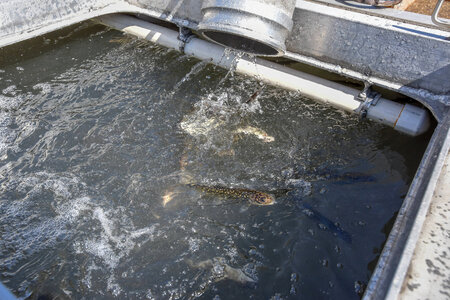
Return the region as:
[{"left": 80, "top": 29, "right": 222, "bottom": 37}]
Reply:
[{"left": 197, "top": 0, "right": 295, "bottom": 56}]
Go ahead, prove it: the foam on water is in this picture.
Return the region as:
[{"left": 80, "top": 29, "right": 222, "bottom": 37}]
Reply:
[
  {"left": 80, "top": 207, "right": 158, "bottom": 268},
  {"left": 0, "top": 112, "right": 15, "bottom": 160},
  {"left": 0, "top": 168, "right": 160, "bottom": 296},
  {"left": 0, "top": 26, "right": 428, "bottom": 299},
  {"left": 32, "top": 83, "right": 52, "bottom": 95},
  {"left": 0, "top": 172, "right": 91, "bottom": 275},
  {"left": 179, "top": 90, "right": 264, "bottom": 160}
]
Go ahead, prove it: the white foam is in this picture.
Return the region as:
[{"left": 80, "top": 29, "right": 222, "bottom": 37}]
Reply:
[
  {"left": 74, "top": 206, "right": 159, "bottom": 295},
  {"left": 0, "top": 112, "right": 16, "bottom": 160},
  {"left": 32, "top": 83, "right": 52, "bottom": 94},
  {"left": 107, "top": 274, "right": 122, "bottom": 297},
  {"left": 2, "top": 85, "right": 17, "bottom": 95},
  {"left": 0, "top": 173, "right": 93, "bottom": 272},
  {"left": 180, "top": 91, "right": 263, "bottom": 139},
  {"left": 0, "top": 94, "right": 25, "bottom": 110},
  {"left": 82, "top": 237, "right": 120, "bottom": 269},
  {"left": 187, "top": 237, "right": 200, "bottom": 252}
]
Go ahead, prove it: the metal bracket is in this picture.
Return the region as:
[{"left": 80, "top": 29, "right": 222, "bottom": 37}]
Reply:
[
  {"left": 356, "top": 82, "right": 382, "bottom": 119},
  {"left": 178, "top": 27, "right": 195, "bottom": 53}
]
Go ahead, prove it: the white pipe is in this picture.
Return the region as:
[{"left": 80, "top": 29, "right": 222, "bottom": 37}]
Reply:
[{"left": 96, "top": 14, "right": 430, "bottom": 136}]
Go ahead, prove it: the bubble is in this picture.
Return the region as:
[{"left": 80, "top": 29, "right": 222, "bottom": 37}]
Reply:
[
  {"left": 146, "top": 289, "right": 155, "bottom": 299},
  {"left": 269, "top": 293, "right": 284, "bottom": 300},
  {"left": 188, "top": 237, "right": 200, "bottom": 252},
  {"left": 242, "top": 263, "right": 258, "bottom": 281},
  {"left": 303, "top": 209, "right": 314, "bottom": 217},
  {"left": 290, "top": 285, "right": 297, "bottom": 295},
  {"left": 318, "top": 223, "right": 328, "bottom": 230},
  {"left": 354, "top": 281, "right": 366, "bottom": 296}
]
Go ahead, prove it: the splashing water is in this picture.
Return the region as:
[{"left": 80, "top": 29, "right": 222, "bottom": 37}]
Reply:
[{"left": 0, "top": 24, "right": 429, "bottom": 299}]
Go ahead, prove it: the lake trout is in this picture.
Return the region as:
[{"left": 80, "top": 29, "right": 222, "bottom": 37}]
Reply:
[{"left": 187, "top": 183, "right": 275, "bottom": 206}]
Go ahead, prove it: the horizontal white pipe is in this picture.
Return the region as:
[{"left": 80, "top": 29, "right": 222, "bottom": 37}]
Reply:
[{"left": 97, "top": 14, "right": 430, "bottom": 136}]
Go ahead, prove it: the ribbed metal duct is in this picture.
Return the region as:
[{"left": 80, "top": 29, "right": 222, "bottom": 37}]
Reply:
[{"left": 198, "top": 0, "right": 296, "bottom": 56}]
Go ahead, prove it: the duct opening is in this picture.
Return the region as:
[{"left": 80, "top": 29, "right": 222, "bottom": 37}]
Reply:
[
  {"left": 202, "top": 30, "right": 280, "bottom": 56},
  {"left": 198, "top": 0, "right": 296, "bottom": 57}
]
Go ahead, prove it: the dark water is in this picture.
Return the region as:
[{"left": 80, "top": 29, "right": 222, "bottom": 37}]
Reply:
[{"left": 0, "top": 24, "right": 430, "bottom": 299}]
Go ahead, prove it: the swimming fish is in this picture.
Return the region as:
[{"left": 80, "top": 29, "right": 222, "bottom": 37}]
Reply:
[
  {"left": 316, "top": 170, "right": 376, "bottom": 185},
  {"left": 187, "top": 183, "right": 275, "bottom": 206},
  {"left": 186, "top": 257, "right": 256, "bottom": 285},
  {"left": 299, "top": 202, "right": 352, "bottom": 243},
  {"left": 233, "top": 126, "right": 275, "bottom": 143}
]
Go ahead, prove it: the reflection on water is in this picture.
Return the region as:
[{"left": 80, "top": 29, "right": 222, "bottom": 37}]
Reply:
[{"left": 0, "top": 25, "right": 428, "bottom": 299}]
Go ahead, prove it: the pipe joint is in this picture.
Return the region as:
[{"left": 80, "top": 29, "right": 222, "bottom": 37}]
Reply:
[
  {"left": 178, "top": 27, "right": 195, "bottom": 54},
  {"left": 356, "top": 83, "right": 382, "bottom": 119}
]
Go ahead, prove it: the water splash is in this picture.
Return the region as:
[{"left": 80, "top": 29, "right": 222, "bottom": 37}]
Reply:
[
  {"left": 172, "top": 61, "right": 208, "bottom": 93},
  {"left": 0, "top": 25, "right": 420, "bottom": 299}
]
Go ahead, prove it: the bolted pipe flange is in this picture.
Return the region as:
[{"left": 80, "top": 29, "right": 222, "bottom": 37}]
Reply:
[{"left": 198, "top": 0, "right": 296, "bottom": 56}]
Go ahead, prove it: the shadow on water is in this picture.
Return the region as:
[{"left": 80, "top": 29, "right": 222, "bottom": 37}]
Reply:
[{"left": 367, "top": 212, "right": 398, "bottom": 273}]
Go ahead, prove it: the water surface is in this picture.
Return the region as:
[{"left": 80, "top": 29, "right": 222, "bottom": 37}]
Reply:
[{"left": 0, "top": 24, "right": 429, "bottom": 299}]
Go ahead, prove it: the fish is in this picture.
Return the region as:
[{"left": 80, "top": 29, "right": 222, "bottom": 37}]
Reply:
[
  {"left": 186, "top": 257, "right": 256, "bottom": 285},
  {"left": 309, "top": 169, "right": 376, "bottom": 184},
  {"left": 162, "top": 190, "right": 177, "bottom": 207},
  {"left": 187, "top": 183, "right": 275, "bottom": 206},
  {"left": 299, "top": 202, "right": 352, "bottom": 243},
  {"left": 327, "top": 171, "right": 376, "bottom": 184},
  {"left": 233, "top": 126, "right": 275, "bottom": 143}
]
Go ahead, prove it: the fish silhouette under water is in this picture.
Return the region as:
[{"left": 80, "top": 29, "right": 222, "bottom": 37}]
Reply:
[
  {"left": 299, "top": 202, "right": 352, "bottom": 243},
  {"left": 187, "top": 183, "right": 275, "bottom": 206},
  {"left": 186, "top": 257, "right": 256, "bottom": 285}
]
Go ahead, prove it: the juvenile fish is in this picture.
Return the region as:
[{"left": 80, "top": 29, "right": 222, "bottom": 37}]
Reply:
[
  {"left": 234, "top": 126, "right": 275, "bottom": 143},
  {"left": 187, "top": 183, "right": 275, "bottom": 206}
]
